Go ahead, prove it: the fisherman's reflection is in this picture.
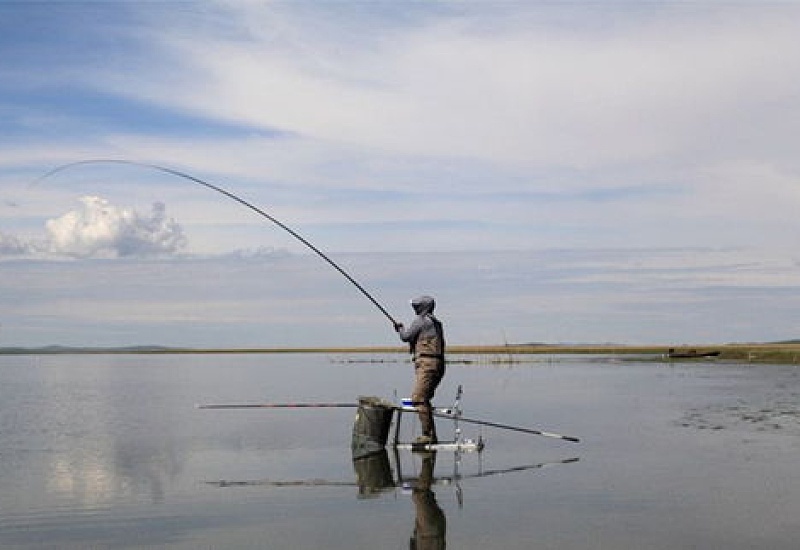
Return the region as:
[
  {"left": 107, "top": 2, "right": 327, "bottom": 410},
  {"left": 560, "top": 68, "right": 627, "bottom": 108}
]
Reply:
[
  {"left": 352, "top": 449, "right": 446, "bottom": 549},
  {"left": 410, "top": 451, "right": 446, "bottom": 550}
]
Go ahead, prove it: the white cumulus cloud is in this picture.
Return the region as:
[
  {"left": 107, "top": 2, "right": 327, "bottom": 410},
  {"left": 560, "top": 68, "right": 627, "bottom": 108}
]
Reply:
[{"left": 44, "top": 196, "right": 186, "bottom": 258}]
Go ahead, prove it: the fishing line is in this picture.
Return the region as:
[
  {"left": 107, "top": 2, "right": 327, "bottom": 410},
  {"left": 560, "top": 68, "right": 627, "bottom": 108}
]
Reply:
[{"left": 35, "top": 159, "right": 398, "bottom": 325}]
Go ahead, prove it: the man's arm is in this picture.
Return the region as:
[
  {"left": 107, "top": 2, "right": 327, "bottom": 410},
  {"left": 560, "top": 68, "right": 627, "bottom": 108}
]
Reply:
[{"left": 395, "top": 317, "right": 422, "bottom": 343}]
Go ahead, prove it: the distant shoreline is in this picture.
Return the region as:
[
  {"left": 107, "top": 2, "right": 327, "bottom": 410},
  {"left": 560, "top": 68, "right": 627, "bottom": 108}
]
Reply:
[{"left": 2, "top": 343, "right": 800, "bottom": 364}]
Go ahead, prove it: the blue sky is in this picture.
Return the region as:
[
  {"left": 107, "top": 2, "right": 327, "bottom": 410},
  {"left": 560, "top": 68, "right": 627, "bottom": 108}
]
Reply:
[{"left": 2, "top": 1, "right": 800, "bottom": 347}]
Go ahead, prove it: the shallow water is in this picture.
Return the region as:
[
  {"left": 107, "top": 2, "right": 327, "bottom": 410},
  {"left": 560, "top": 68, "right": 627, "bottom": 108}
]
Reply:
[{"left": 0, "top": 353, "right": 798, "bottom": 549}]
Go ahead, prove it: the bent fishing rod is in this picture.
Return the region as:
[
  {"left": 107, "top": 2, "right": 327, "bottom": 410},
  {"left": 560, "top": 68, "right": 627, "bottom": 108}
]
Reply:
[{"left": 36, "top": 159, "right": 398, "bottom": 326}]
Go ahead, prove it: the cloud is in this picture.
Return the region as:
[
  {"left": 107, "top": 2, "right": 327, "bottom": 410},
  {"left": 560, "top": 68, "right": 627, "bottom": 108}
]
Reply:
[
  {"left": 44, "top": 196, "right": 186, "bottom": 258},
  {"left": 0, "top": 196, "right": 187, "bottom": 259},
  {"left": 3, "top": 1, "right": 800, "bottom": 256},
  {"left": 0, "top": 231, "right": 35, "bottom": 256},
  {"left": 88, "top": 2, "right": 800, "bottom": 173},
  {"left": 2, "top": 247, "right": 800, "bottom": 348}
]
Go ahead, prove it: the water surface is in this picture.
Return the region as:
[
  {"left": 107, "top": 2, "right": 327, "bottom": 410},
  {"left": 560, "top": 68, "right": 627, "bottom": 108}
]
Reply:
[{"left": 1, "top": 353, "right": 798, "bottom": 549}]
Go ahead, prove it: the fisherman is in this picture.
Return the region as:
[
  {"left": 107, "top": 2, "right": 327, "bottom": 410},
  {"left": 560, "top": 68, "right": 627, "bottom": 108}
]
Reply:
[{"left": 394, "top": 295, "right": 445, "bottom": 445}]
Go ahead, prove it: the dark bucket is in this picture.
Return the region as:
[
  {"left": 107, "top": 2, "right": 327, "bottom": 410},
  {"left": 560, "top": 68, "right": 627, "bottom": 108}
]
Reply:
[{"left": 351, "top": 396, "right": 394, "bottom": 460}]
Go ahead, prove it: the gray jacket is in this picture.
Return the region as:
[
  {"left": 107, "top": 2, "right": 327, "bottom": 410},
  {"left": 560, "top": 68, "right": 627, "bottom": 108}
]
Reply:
[{"left": 397, "top": 296, "right": 445, "bottom": 360}]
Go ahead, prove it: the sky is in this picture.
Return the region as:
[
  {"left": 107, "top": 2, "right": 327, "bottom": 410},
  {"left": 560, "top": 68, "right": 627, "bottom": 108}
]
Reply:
[{"left": 2, "top": 1, "right": 800, "bottom": 348}]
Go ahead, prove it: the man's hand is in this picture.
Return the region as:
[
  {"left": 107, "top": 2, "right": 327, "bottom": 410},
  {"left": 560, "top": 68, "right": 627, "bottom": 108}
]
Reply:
[{"left": 393, "top": 322, "right": 404, "bottom": 332}]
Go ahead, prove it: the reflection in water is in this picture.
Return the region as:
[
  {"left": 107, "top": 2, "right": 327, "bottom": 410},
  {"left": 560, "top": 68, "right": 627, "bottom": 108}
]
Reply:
[
  {"left": 0, "top": 359, "right": 185, "bottom": 513},
  {"left": 350, "top": 449, "right": 449, "bottom": 548},
  {"left": 201, "top": 448, "right": 577, "bottom": 549},
  {"left": 205, "top": 449, "right": 578, "bottom": 548},
  {"left": 409, "top": 452, "right": 446, "bottom": 550},
  {"left": 353, "top": 448, "right": 396, "bottom": 498},
  {"left": 209, "top": 449, "right": 579, "bottom": 494},
  {"left": 353, "top": 451, "right": 578, "bottom": 549},
  {"left": 359, "top": 449, "right": 580, "bottom": 550},
  {"left": 353, "top": 449, "right": 446, "bottom": 548}
]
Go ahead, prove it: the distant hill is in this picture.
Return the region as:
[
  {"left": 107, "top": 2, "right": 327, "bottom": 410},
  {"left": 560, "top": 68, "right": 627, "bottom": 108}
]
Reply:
[{"left": 0, "top": 345, "right": 177, "bottom": 355}]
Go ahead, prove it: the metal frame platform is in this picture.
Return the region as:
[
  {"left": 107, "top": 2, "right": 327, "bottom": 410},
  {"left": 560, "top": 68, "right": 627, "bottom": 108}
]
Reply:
[{"left": 391, "top": 386, "right": 484, "bottom": 453}]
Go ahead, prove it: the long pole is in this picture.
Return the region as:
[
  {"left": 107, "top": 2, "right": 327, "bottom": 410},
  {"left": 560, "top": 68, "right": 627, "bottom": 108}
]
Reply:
[
  {"left": 198, "top": 400, "right": 580, "bottom": 443},
  {"left": 35, "top": 159, "right": 399, "bottom": 326},
  {"left": 432, "top": 410, "right": 580, "bottom": 443},
  {"left": 197, "top": 402, "right": 359, "bottom": 410}
]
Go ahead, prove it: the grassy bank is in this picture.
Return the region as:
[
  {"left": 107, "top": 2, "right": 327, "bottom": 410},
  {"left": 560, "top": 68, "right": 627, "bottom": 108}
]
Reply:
[{"left": 452, "top": 343, "right": 800, "bottom": 364}]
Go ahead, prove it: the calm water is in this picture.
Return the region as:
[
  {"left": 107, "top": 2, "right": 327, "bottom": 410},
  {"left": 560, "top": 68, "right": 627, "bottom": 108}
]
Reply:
[{"left": 1, "top": 353, "right": 799, "bottom": 549}]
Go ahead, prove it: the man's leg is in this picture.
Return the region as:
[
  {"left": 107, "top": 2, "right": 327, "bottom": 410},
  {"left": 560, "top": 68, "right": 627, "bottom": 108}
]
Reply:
[{"left": 412, "top": 366, "right": 441, "bottom": 442}]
